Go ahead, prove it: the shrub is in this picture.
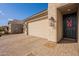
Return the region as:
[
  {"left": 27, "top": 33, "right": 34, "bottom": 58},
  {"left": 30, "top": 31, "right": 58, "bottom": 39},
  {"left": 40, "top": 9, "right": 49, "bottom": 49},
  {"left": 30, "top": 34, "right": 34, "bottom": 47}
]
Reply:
[{"left": 0, "top": 27, "right": 4, "bottom": 32}]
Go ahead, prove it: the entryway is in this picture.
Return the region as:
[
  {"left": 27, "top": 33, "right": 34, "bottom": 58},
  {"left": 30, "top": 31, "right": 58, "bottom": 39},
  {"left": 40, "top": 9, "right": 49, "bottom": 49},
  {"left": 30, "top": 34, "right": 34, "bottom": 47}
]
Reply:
[{"left": 57, "top": 4, "right": 79, "bottom": 43}]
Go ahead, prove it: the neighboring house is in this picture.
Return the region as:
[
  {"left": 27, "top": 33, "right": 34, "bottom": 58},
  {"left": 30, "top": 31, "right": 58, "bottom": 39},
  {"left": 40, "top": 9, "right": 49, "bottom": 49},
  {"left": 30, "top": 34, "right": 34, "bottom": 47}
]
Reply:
[
  {"left": 24, "top": 3, "right": 79, "bottom": 43},
  {"left": 8, "top": 20, "right": 24, "bottom": 34}
]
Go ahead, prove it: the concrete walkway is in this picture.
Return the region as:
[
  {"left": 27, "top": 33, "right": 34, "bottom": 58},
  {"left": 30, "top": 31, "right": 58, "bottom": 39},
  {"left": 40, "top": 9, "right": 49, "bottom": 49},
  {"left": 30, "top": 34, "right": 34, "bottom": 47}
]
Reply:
[{"left": 0, "top": 34, "right": 78, "bottom": 56}]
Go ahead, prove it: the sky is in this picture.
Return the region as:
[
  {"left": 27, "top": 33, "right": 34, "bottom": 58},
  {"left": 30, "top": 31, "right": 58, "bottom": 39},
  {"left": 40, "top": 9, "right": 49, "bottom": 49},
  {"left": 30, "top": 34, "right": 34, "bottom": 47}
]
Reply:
[{"left": 0, "top": 3, "right": 48, "bottom": 26}]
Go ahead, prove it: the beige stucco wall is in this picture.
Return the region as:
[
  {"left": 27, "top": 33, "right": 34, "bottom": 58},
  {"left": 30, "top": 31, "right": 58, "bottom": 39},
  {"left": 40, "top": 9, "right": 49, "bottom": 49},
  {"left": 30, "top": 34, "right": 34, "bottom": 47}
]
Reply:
[
  {"left": 57, "top": 9, "right": 63, "bottom": 42},
  {"left": 8, "top": 24, "right": 11, "bottom": 33},
  {"left": 48, "top": 3, "right": 67, "bottom": 42},
  {"left": 23, "top": 22, "right": 28, "bottom": 34},
  {"left": 28, "top": 17, "right": 49, "bottom": 39},
  {"left": 48, "top": 3, "right": 79, "bottom": 42}
]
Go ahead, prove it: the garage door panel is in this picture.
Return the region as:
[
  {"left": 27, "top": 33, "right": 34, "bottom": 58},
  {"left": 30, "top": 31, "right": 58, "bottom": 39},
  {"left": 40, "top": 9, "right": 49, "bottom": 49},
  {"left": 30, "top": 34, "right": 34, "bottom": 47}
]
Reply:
[{"left": 28, "top": 19, "right": 49, "bottom": 39}]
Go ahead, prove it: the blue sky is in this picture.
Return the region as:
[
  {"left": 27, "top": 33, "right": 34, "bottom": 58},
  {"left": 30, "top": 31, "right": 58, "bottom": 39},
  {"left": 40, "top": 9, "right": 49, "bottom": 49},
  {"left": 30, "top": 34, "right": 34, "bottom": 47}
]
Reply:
[{"left": 0, "top": 3, "right": 48, "bottom": 26}]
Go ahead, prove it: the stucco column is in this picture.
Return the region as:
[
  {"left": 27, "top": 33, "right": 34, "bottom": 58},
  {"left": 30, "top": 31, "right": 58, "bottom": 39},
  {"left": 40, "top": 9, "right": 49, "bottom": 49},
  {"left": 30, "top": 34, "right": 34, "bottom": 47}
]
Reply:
[
  {"left": 57, "top": 9, "right": 63, "bottom": 42},
  {"left": 24, "top": 22, "right": 28, "bottom": 35},
  {"left": 48, "top": 4, "right": 58, "bottom": 42},
  {"left": 48, "top": 3, "right": 67, "bottom": 42}
]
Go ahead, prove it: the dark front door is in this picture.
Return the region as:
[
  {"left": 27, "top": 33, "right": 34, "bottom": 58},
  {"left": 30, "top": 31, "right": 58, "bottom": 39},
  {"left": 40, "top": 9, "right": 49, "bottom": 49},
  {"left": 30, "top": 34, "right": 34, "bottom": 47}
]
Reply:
[{"left": 63, "top": 13, "right": 77, "bottom": 39}]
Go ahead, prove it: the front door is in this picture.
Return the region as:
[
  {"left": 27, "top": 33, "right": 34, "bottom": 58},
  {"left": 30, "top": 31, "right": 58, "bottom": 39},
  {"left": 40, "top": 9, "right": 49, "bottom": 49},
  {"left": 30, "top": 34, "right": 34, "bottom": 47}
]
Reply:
[{"left": 63, "top": 13, "right": 77, "bottom": 39}]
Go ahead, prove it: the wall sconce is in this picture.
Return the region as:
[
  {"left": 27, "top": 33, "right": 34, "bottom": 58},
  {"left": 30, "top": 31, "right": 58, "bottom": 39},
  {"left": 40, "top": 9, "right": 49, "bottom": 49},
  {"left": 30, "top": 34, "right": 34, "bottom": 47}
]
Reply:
[{"left": 49, "top": 17, "right": 56, "bottom": 28}]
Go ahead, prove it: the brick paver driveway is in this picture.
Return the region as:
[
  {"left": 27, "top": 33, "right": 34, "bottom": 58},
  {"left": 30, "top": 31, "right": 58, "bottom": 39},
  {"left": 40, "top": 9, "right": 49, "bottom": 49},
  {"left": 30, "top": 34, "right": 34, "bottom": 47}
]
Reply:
[{"left": 0, "top": 34, "right": 78, "bottom": 56}]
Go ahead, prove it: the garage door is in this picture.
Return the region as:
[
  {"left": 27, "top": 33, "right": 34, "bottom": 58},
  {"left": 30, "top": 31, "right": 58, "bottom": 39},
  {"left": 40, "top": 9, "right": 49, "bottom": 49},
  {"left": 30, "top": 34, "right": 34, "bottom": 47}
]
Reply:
[{"left": 28, "top": 18, "right": 49, "bottom": 39}]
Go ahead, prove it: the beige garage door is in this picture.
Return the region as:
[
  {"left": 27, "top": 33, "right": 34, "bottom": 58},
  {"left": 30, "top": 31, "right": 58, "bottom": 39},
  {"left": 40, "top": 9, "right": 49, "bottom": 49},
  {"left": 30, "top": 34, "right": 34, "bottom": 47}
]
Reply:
[{"left": 28, "top": 18, "right": 49, "bottom": 39}]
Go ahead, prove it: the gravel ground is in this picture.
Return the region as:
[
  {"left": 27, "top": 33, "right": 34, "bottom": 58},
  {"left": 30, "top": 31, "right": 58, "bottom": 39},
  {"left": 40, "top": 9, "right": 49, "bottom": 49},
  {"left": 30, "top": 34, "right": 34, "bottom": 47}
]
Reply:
[{"left": 0, "top": 34, "right": 78, "bottom": 56}]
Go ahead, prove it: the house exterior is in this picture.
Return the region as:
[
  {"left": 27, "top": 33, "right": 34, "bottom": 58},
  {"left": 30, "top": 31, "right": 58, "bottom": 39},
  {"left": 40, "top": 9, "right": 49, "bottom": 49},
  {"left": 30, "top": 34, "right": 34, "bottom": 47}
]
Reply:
[
  {"left": 24, "top": 3, "right": 79, "bottom": 43},
  {"left": 8, "top": 20, "right": 24, "bottom": 34}
]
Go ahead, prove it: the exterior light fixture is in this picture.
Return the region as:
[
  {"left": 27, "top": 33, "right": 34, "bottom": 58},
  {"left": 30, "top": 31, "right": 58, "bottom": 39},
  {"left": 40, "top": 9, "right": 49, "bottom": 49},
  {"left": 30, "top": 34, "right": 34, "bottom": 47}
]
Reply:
[
  {"left": 67, "top": 9, "right": 71, "bottom": 11},
  {"left": 49, "top": 17, "right": 56, "bottom": 28}
]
